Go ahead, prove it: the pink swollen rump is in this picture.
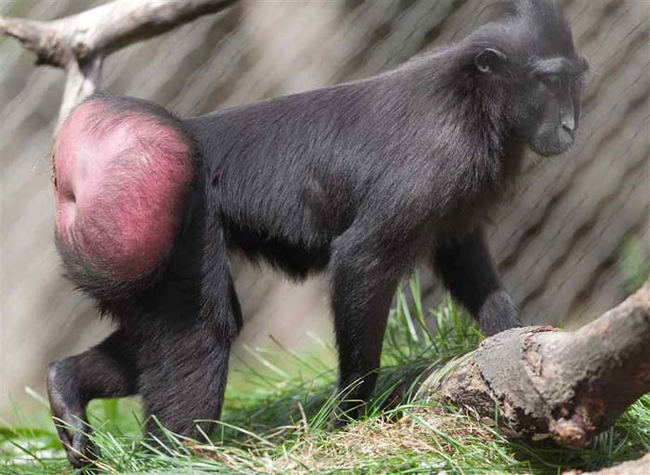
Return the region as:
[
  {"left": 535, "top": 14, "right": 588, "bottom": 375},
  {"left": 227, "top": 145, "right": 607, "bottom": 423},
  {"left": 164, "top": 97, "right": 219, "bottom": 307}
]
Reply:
[{"left": 53, "top": 100, "right": 194, "bottom": 281}]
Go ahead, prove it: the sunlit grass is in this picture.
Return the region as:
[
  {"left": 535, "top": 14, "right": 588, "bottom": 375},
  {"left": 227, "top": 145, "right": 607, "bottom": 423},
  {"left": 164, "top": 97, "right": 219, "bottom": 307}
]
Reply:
[{"left": 2, "top": 274, "right": 649, "bottom": 474}]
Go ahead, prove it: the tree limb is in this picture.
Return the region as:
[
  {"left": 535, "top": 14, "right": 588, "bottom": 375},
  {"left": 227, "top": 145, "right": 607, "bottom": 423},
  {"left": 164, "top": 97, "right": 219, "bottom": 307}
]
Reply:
[
  {"left": 0, "top": 17, "right": 69, "bottom": 66},
  {"left": 0, "top": 0, "right": 237, "bottom": 128},
  {"left": 435, "top": 282, "right": 650, "bottom": 448},
  {"left": 50, "top": 0, "right": 238, "bottom": 60}
]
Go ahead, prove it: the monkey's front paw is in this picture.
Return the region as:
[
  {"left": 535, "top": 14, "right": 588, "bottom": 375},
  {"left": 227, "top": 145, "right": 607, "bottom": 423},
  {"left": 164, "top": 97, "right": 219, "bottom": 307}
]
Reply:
[
  {"left": 327, "top": 412, "right": 351, "bottom": 431},
  {"left": 479, "top": 290, "right": 522, "bottom": 336},
  {"left": 327, "top": 399, "right": 368, "bottom": 430},
  {"left": 481, "top": 313, "right": 522, "bottom": 336}
]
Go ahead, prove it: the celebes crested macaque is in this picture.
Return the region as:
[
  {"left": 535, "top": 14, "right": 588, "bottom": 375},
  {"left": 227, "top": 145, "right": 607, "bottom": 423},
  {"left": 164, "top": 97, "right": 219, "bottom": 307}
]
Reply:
[{"left": 46, "top": 0, "right": 587, "bottom": 467}]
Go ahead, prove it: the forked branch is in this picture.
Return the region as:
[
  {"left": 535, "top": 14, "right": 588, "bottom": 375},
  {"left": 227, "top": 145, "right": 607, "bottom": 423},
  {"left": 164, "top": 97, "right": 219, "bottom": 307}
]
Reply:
[{"left": 0, "top": 0, "right": 237, "bottom": 127}]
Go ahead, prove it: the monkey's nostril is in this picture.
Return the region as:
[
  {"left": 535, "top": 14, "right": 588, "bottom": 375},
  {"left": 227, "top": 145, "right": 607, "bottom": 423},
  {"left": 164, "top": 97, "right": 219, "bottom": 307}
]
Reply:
[{"left": 562, "top": 116, "right": 575, "bottom": 135}]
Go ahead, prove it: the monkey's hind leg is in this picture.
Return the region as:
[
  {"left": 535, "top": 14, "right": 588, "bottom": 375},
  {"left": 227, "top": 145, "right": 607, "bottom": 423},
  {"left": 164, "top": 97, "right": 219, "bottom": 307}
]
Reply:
[
  {"left": 136, "top": 199, "right": 243, "bottom": 440},
  {"left": 46, "top": 329, "right": 138, "bottom": 468},
  {"left": 136, "top": 311, "right": 237, "bottom": 441}
]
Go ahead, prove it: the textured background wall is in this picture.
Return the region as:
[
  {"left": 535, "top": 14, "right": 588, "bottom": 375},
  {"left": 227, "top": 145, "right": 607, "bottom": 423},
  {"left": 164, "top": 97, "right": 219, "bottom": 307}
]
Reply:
[{"left": 1, "top": 0, "right": 648, "bottom": 420}]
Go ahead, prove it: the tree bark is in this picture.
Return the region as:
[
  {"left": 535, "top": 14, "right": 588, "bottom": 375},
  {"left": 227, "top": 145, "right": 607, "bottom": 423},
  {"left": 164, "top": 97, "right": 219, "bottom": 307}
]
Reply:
[
  {"left": 564, "top": 453, "right": 650, "bottom": 475},
  {"left": 438, "top": 282, "right": 650, "bottom": 448}
]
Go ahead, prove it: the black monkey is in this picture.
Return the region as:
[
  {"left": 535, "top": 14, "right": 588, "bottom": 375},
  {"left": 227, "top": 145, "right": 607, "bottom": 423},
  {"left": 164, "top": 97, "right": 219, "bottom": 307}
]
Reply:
[{"left": 47, "top": 0, "right": 588, "bottom": 467}]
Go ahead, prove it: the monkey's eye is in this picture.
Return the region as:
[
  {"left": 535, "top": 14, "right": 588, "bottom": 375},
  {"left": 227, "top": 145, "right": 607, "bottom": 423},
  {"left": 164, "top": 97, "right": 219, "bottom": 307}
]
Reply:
[{"left": 541, "top": 74, "right": 561, "bottom": 87}]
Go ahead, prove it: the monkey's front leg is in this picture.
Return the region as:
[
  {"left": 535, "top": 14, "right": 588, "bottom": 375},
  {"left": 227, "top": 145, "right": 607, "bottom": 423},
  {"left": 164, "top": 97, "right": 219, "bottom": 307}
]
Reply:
[
  {"left": 46, "top": 329, "right": 138, "bottom": 468},
  {"left": 328, "top": 234, "right": 401, "bottom": 425},
  {"left": 432, "top": 227, "right": 521, "bottom": 336}
]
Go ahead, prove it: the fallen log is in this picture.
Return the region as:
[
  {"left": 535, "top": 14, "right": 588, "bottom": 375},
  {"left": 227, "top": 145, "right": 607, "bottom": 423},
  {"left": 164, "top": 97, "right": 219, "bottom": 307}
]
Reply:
[{"left": 438, "top": 282, "right": 650, "bottom": 448}]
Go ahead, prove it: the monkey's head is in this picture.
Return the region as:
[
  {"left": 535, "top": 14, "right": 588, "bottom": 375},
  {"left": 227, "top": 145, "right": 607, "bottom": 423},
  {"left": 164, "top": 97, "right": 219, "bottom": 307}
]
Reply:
[{"left": 471, "top": 0, "right": 589, "bottom": 157}]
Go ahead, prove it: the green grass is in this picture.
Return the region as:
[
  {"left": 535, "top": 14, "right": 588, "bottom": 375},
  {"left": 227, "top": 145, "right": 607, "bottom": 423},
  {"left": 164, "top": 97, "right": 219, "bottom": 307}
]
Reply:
[{"left": 2, "top": 274, "right": 649, "bottom": 474}]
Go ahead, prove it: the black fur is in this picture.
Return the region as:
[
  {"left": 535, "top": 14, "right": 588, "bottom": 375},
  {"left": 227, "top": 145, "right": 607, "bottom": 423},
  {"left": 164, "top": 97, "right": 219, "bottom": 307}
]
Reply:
[{"left": 47, "top": 0, "right": 588, "bottom": 467}]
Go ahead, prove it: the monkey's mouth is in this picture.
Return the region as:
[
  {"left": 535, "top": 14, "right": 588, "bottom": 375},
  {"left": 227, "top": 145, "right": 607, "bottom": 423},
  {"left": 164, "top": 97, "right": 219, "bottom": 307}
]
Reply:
[
  {"left": 530, "top": 141, "right": 572, "bottom": 158},
  {"left": 529, "top": 128, "right": 576, "bottom": 157}
]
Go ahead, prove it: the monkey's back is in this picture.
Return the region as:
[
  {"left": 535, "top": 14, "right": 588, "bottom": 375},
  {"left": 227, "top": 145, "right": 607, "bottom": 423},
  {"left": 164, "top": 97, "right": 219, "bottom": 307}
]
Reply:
[{"left": 186, "top": 79, "right": 396, "bottom": 278}]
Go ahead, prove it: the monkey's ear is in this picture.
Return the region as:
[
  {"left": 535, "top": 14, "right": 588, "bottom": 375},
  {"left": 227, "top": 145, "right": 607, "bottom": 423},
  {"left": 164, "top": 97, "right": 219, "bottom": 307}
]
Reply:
[{"left": 475, "top": 48, "right": 507, "bottom": 75}]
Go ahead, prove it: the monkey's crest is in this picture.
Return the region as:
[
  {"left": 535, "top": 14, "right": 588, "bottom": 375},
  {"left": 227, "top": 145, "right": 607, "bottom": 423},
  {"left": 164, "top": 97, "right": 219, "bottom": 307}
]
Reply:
[{"left": 506, "top": 0, "right": 575, "bottom": 56}]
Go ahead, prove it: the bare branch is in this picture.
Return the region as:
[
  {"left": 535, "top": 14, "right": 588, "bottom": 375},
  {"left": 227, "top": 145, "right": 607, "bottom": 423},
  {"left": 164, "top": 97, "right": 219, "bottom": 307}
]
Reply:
[
  {"left": 0, "top": 17, "right": 70, "bottom": 66},
  {"left": 58, "top": 56, "right": 104, "bottom": 126},
  {"left": 70, "top": 0, "right": 238, "bottom": 59},
  {"left": 1, "top": 0, "right": 236, "bottom": 66},
  {"left": 0, "top": 0, "right": 237, "bottom": 129}
]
